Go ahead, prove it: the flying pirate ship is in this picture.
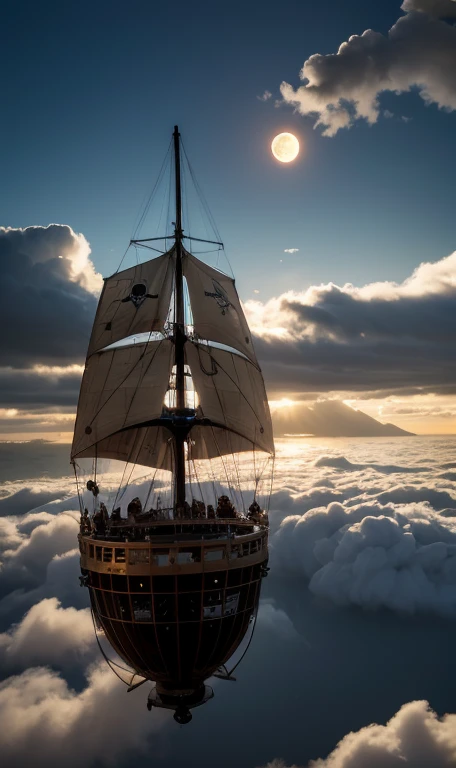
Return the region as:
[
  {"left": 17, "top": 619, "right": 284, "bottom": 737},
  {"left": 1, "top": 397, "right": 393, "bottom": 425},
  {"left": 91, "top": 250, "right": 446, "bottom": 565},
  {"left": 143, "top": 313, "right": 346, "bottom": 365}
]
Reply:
[{"left": 73, "top": 127, "right": 274, "bottom": 724}]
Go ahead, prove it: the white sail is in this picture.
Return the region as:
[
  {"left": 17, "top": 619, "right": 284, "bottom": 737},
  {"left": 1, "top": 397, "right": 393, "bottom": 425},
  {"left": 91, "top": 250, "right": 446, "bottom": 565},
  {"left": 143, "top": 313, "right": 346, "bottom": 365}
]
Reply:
[
  {"left": 87, "top": 251, "right": 175, "bottom": 356},
  {"left": 183, "top": 251, "right": 257, "bottom": 364},
  {"left": 71, "top": 340, "right": 173, "bottom": 461},
  {"left": 187, "top": 425, "right": 265, "bottom": 462},
  {"left": 73, "top": 425, "right": 174, "bottom": 470},
  {"left": 186, "top": 341, "right": 274, "bottom": 455}
]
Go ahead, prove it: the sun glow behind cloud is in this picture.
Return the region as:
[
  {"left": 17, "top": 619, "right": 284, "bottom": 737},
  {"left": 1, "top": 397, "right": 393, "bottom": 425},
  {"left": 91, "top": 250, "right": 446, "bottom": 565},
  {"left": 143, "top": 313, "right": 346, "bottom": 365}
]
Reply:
[{"left": 269, "top": 398, "right": 297, "bottom": 411}]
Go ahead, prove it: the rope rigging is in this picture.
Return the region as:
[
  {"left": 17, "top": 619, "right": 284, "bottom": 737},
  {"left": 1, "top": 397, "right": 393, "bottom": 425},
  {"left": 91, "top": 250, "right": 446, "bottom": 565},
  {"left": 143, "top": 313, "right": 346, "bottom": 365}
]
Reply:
[
  {"left": 73, "top": 126, "right": 274, "bottom": 514},
  {"left": 72, "top": 127, "right": 274, "bottom": 723}
]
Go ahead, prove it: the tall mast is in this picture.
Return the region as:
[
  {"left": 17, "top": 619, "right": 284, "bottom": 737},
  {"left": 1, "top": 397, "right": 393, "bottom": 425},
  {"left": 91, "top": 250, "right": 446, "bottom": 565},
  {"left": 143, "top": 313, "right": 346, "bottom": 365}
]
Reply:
[{"left": 173, "top": 125, "right": 186, "bottom": 509}]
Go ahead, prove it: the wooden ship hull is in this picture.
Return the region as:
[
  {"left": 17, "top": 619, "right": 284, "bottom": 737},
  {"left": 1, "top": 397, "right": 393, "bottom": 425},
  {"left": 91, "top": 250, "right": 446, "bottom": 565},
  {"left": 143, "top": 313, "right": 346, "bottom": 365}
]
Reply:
[{"left": 79, "top": 518, "right": 268, "bottom": 716}]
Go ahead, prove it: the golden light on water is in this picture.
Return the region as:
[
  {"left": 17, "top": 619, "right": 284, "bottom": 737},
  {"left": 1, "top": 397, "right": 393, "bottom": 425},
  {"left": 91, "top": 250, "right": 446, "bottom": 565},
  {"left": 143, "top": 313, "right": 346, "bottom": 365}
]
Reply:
[{"left": 271, "top": 133, "right": 300, "bottom": 163}]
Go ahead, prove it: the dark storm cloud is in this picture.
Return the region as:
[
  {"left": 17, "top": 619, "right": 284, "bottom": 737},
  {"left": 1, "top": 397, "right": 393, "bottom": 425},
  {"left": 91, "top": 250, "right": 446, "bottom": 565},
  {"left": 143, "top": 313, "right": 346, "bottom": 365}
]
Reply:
[
  {"left": 280, "top": 5, "right": 456, "bottom": 135},
  {"left": 248, "top": 252, "right": 456, "bottom": 396},
  {"left": 0, "top": 225, "right": 98, "bottom": 367},
  {"left": 283, "top": 289, "right": 456, "bottom": 343},
  {"left": 256, "top": 335, "right": 456, "bottom": 395},
  {"left": 0, "top": 367, "right": 81, "bottom": 408}
]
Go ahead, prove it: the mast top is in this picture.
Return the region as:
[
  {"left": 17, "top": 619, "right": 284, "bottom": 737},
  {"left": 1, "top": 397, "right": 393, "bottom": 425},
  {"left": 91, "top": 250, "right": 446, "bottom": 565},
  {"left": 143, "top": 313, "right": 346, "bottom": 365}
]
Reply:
[{"left": 173, "top": 126, "right": 182, "bottom": 238}]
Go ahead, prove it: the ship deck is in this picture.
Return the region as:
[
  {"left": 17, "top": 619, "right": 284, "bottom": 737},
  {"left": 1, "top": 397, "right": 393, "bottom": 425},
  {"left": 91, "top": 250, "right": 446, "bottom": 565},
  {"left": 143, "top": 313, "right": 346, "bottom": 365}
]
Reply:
[
  {"left": 79, "top": 517, "right": 268, "bottom": 577},
  {"left": 84, "top": 517, "right": 264, "bottom": 544}
]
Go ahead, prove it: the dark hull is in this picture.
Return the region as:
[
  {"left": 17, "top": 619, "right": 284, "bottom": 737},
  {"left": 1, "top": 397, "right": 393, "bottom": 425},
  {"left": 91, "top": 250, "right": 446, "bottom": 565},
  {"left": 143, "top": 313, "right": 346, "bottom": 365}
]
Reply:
[
  {"left": 79, "top": 521, "right": 268, "bottom": 693},
  {"left": 87, "top": 563, "right": 263, "bottom": 686}
]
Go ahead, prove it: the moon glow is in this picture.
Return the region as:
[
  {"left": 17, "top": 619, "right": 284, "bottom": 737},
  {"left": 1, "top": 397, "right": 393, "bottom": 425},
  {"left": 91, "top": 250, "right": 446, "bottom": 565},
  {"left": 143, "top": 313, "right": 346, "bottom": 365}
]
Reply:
[{"left": 271, "top": 132, "right": 300, "bottom": 163}]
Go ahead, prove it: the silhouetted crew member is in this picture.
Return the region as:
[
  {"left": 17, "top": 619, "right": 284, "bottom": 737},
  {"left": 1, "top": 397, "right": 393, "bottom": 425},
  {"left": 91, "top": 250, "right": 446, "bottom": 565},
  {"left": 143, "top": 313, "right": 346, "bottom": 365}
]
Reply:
[
  {"left": 127, "top": 497, "right": 142, "bottom": 522},
  {"left": 248, "top": 499, "right": 262, "bottom": 524},
  {"left": 217, "top": 495, "right": 234, "bottom": 518},
  {"left": 86, "top": 480, "right": 100, "bottom": 497},
  {"left": 81, "top": 508, "right": 91, "bottom": 534},
  {"left": 93, "top": 508, "right": 106, "bottom": 536}
]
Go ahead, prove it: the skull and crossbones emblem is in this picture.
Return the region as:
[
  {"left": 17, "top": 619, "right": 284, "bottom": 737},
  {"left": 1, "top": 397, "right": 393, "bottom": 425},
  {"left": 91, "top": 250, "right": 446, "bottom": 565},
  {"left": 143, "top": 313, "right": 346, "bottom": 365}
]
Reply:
[
  {"left": 122, "top": 282, "right": 158, "bottom": 309},
  {"left": 204, "top": 279, "right": 232, "bottom": 315}
]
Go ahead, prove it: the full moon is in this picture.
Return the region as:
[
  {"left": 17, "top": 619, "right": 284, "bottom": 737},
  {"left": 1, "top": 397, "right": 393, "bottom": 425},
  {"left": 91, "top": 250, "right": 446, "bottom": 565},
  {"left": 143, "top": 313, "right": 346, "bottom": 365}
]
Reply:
[{"left": 271, "top": 132, "right": 300, "bottom": 163}]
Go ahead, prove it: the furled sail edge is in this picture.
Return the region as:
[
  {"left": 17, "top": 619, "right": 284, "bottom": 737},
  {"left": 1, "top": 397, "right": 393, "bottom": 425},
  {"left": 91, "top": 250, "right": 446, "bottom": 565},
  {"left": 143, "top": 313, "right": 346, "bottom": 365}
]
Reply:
[
  {"left": 190, "top": 339, "right": 257, "bottom": 366},
  {"left": 98, "top": 335, "right": 257, "bottom": 366},
  {"left": 99, "top": 331, "right": 166, "bottom": 352}
]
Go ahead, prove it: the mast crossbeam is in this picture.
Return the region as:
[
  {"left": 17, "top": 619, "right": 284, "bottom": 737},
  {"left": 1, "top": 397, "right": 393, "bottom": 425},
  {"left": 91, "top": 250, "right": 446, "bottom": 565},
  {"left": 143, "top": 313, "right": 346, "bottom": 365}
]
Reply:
[
  {"left": 130, "top": 236, "right": 174, "bottom": 244},
  {"left": 183, "top": 235, "right": 224, "bottom": 247}
]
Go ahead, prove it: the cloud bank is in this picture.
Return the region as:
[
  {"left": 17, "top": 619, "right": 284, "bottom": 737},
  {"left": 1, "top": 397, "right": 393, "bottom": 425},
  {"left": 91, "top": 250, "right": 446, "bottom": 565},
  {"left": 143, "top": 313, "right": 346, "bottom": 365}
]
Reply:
[
  {"left": 247, "top": 251, "right": 456, "bottom": 397},
  {"left": 0, "top": 598, "right": 94, "bottom": 672},
  {"left": 0, "top": 664, "right": 167, "bottom": 768},
  {"left": 259, "top": 700, "right": 456, "bottom": 767},
  {"left": 1, "top": 439, "right": 456, "bottom": 765},
  {"left": 0, "top": 481, "right": 169, "bottom": 767},
  {"left": 0, "top": 224, "right": 100, "bottom": 431},
  {"left": 280, "top": 4, "right": 456, "bottom": 136},
  {"left": 0, "top": 225, "right": 99, "bottom": 367},
  {"left": 271, "top": 472, "right": 456, "bottom": 616}
]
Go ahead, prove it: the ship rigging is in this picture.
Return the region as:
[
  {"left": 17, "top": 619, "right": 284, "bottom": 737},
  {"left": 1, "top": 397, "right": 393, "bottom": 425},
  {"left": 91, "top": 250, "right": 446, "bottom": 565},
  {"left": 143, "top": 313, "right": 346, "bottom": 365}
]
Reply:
[{"left": 73, "top": 127, "right": 274, "bottom": 723}]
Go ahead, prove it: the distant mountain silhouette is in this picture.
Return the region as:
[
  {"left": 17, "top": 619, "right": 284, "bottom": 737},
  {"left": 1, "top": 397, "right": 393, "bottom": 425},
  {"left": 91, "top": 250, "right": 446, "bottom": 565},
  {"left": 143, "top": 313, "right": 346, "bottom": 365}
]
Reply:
[{"left": 272, "top": 400, "right": 415, "bottom": 437}]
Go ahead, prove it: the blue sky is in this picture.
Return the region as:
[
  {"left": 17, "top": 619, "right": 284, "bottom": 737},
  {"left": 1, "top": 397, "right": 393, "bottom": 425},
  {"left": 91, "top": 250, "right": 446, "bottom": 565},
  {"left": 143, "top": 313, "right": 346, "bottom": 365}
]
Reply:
[
  {"left": 1, "top": 0, "right": 456, "bottom": 438},
  {"left": 1, "top": 0, "right": 455, "bottom": 301}
]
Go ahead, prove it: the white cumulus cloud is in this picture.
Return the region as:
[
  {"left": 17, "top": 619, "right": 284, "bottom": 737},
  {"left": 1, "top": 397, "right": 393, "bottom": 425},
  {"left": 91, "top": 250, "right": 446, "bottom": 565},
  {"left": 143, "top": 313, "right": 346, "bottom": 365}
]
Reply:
[
  {"left": 258, "top": 599, "right": 299, "bottom": 640},
  {"left": 0, "top": 597, "right": 94, "bottom": 671},
  {"left": 0, "top": 510, "right": 80, "bottom": 598},
  {"left": 271, "top": 498, "right": 456, "bottom": 616},
  {"left": 258, "top": 700, "right": 456, "bottom": 767},
  {"left": 280, "top": 7, "right": 456, "bottom": 136},
  {"left": 0, "top": 664, "right": 168, "bottom": 768}
]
